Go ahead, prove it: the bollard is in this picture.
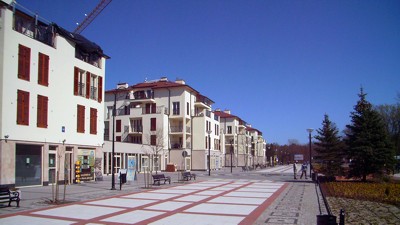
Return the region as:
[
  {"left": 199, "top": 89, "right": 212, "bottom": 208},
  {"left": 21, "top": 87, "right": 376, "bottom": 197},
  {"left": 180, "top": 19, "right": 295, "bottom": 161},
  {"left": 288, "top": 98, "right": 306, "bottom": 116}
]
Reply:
[
  {"left": 339, "top": 209, "right": 345, "bottom": 225},
  {"left": 316, "top": 215, "right": 337, "bottom": 225}
]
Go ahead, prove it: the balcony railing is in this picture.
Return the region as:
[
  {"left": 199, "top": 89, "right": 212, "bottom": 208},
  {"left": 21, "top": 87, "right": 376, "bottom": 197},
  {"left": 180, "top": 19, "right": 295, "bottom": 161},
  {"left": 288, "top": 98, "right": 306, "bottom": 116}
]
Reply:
[
  {"left": 90, "top": 86, "right": 97, "bottom": 100},
  {"left": 196, "top": 95, "right": 213, "bottom": 107},
  {"left": 142, "top": 106, "right": 168, "bottom": 115},
  {"left": 78, "top": 82, "right": 85, "bottom": 97},
  {"left": 170, "top": 143, "right": 182, "bottom": 149},
  {"left": 131, "top": 126, "right": 142, "bottom": 133},
  {"left": 133, "top": 91, "right": 154, "bottom": 100},
  {"left": 170, "top": 126, "right": 183, "bottom": 133}
]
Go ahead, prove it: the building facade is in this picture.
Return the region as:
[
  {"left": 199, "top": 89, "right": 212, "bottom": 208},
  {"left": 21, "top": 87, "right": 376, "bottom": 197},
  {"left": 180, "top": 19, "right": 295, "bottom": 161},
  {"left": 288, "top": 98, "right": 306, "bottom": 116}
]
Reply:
[
  {"left": 103, "top": 78, "right": 223, "bottom": 174},
  {"left": 0, "top": 1, "right": 108, "bottom": 187}
]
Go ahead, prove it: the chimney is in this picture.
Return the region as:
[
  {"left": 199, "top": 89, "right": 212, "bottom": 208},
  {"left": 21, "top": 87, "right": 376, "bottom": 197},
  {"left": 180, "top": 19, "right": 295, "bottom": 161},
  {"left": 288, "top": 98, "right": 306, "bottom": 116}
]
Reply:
[
  {"left": 223, "top": 109, "right": 231, "bottom": 114},
  {"left": 215, "top": 108, "right": 221, "bottom": 112},
  {"left": 160, "top": 77, "right": 168, "bottom": 82},
  {"left": 175, "top": 78, "right": 185, "bottom": 84},
  {"left": 117, "top": 83, "right": 128, "bottom": 89}
]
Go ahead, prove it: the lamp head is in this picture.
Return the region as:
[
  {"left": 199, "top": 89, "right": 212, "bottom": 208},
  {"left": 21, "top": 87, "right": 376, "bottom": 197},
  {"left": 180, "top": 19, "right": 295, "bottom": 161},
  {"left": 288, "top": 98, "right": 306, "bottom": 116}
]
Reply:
[{"left": 306, "top": 128, "right": 314, "bottom": 134}]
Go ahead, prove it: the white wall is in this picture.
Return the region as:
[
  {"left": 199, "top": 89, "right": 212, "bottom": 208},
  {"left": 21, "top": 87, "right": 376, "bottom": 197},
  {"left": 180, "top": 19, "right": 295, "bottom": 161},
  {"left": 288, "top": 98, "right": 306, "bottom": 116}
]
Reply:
[{"left": 0, "top": 7, "right": 105, "bottom": 147}]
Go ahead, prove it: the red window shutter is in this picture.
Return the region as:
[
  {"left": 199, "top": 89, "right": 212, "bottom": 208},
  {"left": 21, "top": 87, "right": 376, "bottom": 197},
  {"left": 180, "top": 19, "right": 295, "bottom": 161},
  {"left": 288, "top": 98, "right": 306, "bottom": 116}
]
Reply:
[
  {"left": 18, "top": 45, "right": 30, "bottom": 81},
  {"left": 37, "top": 95, "right": 48, "bottom": 128},
  {"left": 116, "top": 120, "right": 121, "bottom": 132},
  {"left": 116, "top": 136, "right": 121, "bottom": 142},
  {"left": 145, "top": 104, "right": 150, "bottom": 114},
  {"left": 17, "top": 90, "right": 29, "bottom": 125},
  {"left": 38, "top": 53, "right": 49, "bottom": 86},
  {"left": 77, "top": 105, "right": 85, "bottom": 133},
  {"left": 151, "top": 118, "right": 156, "bottom": 131},
  {"left": 90, "top": 108, "right": 97, "bottom": 134},
  {"left": 98, "top": 76, "right": 103, "bottom": 103},
  {"left": 74, "top": 67, "right": 79, "bottom": 95},
  {"left": 151, "top": 135, "right": 156, "bottom": 145},
  {"left": 151, "top": 103, "right": 156, "bottom": 113},
  {"left": 86, "top": 72, "right": 91, "bottom": 99}
]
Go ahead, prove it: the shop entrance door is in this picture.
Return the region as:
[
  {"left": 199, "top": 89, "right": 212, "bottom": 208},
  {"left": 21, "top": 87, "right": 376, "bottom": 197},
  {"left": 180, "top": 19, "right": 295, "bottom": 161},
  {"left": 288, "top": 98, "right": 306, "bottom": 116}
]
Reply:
[
  {"left": 64, "top": 150, "right": 73, "bottom": 184},
  {"left": 15, "top": 144, "right": 42, "bottom": 187}
]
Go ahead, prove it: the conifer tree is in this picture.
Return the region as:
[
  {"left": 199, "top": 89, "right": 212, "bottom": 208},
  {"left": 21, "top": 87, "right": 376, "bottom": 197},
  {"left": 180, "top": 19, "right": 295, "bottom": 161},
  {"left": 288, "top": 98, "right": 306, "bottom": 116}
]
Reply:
[
  {"left": 314, "top": 114, "right": 343, "bottom": 176},
  {"left": 345, "top": 88, "right": 396, "bottom": 181}
]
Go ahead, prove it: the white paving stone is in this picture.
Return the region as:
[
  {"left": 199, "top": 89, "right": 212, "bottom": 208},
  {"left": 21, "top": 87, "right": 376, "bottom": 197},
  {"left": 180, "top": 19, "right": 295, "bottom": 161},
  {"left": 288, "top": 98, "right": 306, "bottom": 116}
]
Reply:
[
  {"left": 149, "top": 213, "right": 245, "bottom": 225},
  {"left": 224, "top": 191, "right": 273, "bottom": 198},
  {"left": 150, "top": 188, "right": 198, "bottom": 194},
  {"left": 196, "top": 190, "right": 225, "bottom": 196},
  {"left": 32, "top": 205, "right": 124, "bottom": 220},
  {"left": 86, "top": 198, "right": 156, "bottom": 208},
  {"left": 208, "top": 196, "right": 266, "bottom": 205},
  {"left": 237, "top": 188, "right": 278, "bottom": 193},
  {"left": 101, "top": 210, "right": 164, "bottom": 224},
  {"left": 145, "top": 201, "right": 192, "bottom": 211},
  {"left": 175, "top": 195, "right": 211, "bottom": 202},
  {"left": 185, "top": 203, "right": 257, "bottom": 215},
  {"left": 0, "top": 215, "right": 76, "bottom": 225},
  {"left": 124, "top": 192, "right": 180, "bottom": 200},
  {"left": 210, "top": 187, "right": 236, "bottom": 191}
]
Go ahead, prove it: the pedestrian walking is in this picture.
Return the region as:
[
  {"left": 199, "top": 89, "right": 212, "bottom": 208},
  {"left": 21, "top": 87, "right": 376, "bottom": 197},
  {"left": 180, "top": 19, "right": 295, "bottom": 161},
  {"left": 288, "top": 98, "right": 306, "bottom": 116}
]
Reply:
[
  {"left": 293, "top": 163, "right": 297, "bottom": 179},
  {"left": 300, "top": 163, "right": 307, "bottom": 179}
]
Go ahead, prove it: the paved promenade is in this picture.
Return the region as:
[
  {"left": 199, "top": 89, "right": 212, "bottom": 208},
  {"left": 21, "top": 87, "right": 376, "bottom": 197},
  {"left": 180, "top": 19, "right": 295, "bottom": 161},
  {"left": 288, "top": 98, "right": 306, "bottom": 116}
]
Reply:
[{"left": 0, "top": 165, "right": 325, "bottom": 224}]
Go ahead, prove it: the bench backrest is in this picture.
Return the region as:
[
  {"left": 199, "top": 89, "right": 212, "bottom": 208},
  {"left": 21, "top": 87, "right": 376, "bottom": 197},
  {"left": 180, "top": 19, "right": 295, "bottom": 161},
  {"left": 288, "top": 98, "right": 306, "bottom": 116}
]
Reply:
[{"left": 152, "top": 174, "right": 166, "bottom": 179}]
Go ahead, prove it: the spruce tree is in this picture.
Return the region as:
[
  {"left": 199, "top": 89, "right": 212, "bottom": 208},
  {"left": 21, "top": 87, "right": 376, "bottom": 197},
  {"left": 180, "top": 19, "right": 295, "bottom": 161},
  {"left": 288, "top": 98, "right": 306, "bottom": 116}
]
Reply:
[
  {"left": 314, "top": 114, "right": 343, "bottom": 177},
  {"left": 345, "top": 88, "right": 396, "bottom": 181}
]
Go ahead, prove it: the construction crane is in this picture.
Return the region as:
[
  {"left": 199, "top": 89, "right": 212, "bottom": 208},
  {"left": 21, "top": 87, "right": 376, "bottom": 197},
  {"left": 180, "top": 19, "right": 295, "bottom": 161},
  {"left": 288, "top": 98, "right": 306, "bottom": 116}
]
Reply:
[{"left": 74, "top": 0, "right": 112, "bottom": 34}]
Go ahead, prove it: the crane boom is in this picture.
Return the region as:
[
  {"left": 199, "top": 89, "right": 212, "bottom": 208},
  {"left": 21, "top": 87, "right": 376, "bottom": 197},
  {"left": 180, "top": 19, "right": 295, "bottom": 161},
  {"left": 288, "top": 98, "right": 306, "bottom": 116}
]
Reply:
[{"left": 74, "top": 0, "right": 112, "bottom": 34}]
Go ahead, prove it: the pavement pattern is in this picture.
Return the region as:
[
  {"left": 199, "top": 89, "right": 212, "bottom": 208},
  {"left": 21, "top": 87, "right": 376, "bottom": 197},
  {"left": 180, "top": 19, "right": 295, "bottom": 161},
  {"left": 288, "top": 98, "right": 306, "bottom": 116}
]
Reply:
[{"left": 0, "top": 165, "right": 325, "bottom": 225}]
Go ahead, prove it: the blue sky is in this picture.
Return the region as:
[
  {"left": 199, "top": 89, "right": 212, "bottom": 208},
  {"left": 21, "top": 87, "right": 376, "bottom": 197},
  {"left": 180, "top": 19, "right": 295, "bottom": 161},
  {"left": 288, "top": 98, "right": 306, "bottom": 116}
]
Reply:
[{"left": 16, "top": 0, "right": 400, "bottom": 144}]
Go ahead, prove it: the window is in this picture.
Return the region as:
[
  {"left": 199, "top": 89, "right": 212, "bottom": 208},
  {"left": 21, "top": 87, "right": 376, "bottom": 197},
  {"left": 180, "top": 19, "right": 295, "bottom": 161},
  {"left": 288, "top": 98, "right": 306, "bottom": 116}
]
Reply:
[
  {"left": 90, "top": 108, "right": 97, "bottom": 134},
  {"left": 77, "top": 105, "right": 85, "bottom": 133},
  {"left": 18, "top": 44, "right": 30, "bottom": 81},
  {"left": 116, "top": 136, "right": 121, "bottom": 142},
  {"left": 38, "top": 53, "right": 49, "bottom": 86},
  {"left": 74, "top": 67, "right": 85, "bottom": 96},
  {"left": 17, "top": 90, "right": 29, "bottom": 125},
  {"left": 187, "top": 102, "right": 189, "bottom": 115},
  {"left": 132, "top": 136, "right": 142, "bottom": 144},
  {"left": 116, "top": 119, "right": 121, "bottom": 132},
  {"left": 37, "top": 95, "right": 48, "bottom": 128},
  {"left": 133, "top": 119, "right": 142, "bottom": 132},
  {"left": 228, "top": 126, "right": 232, "bottom": 134},
  {"left": 173, "top": 102, "right": 180, "bottom": 115},
  {"left": 150, "top": 118, "right": 156, "bottom": 131},
  {"left": 145, "top": 103, "right": 156, "bottom": 114},
  {"left": 90, "top": 75, "right": 97, "bottom": 100},
  {"left": 151, "top": 135, "right": 156, "bottom": 145}
]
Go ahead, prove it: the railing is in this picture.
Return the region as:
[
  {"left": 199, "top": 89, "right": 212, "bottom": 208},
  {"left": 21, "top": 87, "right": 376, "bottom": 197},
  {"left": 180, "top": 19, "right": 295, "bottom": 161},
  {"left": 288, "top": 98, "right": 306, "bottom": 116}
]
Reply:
[
  {"left": 170, "top": 143, "right": 182, "bottom": 149},
  {"left": 14, "top": 10, "right": 55, "bottom": 47},
  {"left": 131, "top": 126, "right": 142, "bottom": 133},
  {"left": 196, "top": 95, "right": 213, "bottom": 106},
  {"left": 142, "top": 106, "right": 168, "bottom": 115},
  {"left": 90, "top": 86, "right": 97, "bottom": 100},
  {"left": 133, "top": 91, "right": 154, "bottom": 100},
  {"left": 170, "top": 126, "right": 183, "bottom": 133},
  {"left": 78, "top": 82, "right": 85, "bottom": 97}
]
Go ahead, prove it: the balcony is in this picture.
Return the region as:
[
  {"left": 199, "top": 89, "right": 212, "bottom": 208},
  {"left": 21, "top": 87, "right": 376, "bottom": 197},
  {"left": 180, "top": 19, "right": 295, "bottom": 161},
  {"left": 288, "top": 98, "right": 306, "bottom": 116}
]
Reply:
[
  {"left": 129, "top": 90, "right": 155, "bottom": 103},
  {"left": 170, "top": 126, "right": 183, "bottom": 133},
  {"left": 142, "top": 106, "right": 168, "bottom": 115},
  {"left": 129, "top": 126, "right": 143, "bottom": 134},
  {"left": 195, "top": 95, "right": 213, "bottom": 109},
  {"left": 14, "top": 10, "right": 55, "bottom": 47}
]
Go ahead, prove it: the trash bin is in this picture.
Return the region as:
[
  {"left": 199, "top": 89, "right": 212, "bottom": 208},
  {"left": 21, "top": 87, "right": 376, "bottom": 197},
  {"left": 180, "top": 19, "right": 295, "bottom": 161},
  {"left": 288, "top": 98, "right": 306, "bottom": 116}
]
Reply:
[{"left": 317, "top": 215, "right": 337, "bottom": 225}]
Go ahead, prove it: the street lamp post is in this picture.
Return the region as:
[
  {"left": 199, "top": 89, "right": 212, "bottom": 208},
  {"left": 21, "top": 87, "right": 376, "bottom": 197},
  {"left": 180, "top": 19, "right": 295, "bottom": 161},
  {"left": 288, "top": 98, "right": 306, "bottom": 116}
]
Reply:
[
  {"left": 111, "top": 92, "right": 117, "bottom": 190},
  {"left": 230, "top": 139, "right": 234, "bottom": 173},
  {"left": 207, "top": 130, "right": 212, "bottom": 176},
  {"left": 306, "top": 128, "right": 314, "bottom": 179}
]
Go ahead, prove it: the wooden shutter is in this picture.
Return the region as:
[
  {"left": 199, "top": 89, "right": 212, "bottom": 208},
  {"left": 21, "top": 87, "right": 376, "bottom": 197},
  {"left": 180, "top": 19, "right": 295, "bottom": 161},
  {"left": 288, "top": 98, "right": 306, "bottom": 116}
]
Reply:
[
  {"left": 18, "top": 45, "right": 30, "bottom": 81},
  {"left": 151, "top": 103, "right": 156, "bottom": 113},
  {"left": 17, "top": 90, "right": 29, "bottom": 125},
  {"left": 98, "top": 76, "right": 103, "bottom": 102},
  {"left": 90, "top": 108, "right": 97, "bottom": 134},
  {"left": 77, "top": 105, "right": 85, "bottom": 133},
  {"left": 38, "top": 53, "right": 49, "bottom": 86},
  {"left": 151, "top": 118, "right": 156, "bottom": 131},
  {"left": 37, "top": 95, "right": 48, "bottom": 128},
  {"left": 86, "top": 72, "right": 91, "bottom": 99},
  {"left": 74, "top": 67, "right": 79, "bottom": 95},
  {"left": 116, "top": 119, "right": 121, "bottom": 132}
]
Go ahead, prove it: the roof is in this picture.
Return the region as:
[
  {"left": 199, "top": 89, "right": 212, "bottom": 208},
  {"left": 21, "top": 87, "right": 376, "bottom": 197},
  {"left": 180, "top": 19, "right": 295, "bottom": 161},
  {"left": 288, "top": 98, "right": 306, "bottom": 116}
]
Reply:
[
  {"left": 246, "top": 126, "right": 263, "bottom": 135},
  {"left": 214, "top": 110, "right": 240, "bottom": 120}
]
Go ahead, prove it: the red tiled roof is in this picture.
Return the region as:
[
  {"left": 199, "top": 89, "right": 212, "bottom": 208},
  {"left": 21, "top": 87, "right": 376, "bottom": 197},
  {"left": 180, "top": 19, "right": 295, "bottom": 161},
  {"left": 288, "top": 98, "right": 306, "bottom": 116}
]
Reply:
[
  {"left": 131, "top": 80, "right": 198, "bottom": 93},
  {"left": 214, "top": 110, "right": 240, "bottom": 119},
  {"left": 247, "top": 126, "right": 263, "bottom": 135}
]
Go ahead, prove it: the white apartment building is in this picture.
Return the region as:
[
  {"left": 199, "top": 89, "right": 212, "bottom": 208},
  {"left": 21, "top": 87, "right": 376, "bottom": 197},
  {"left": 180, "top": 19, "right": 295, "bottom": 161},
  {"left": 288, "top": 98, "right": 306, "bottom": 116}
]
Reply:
[
  {"left": 0, "top": 1, "right": 108, "bottom": 187},
  {"left": 103, "top": 78, "right": 222, "bottom": 175},
  {"left": 215, "top": 109, "right": 267, "bottom": 168}
]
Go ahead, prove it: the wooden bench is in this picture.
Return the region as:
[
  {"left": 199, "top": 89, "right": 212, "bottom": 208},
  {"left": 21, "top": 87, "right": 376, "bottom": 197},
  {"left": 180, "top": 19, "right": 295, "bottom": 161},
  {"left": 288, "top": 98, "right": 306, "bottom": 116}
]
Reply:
[
  {"left": 0, "top": 187, "right": 20, "bottom": 207},
  {"left": 182, "top": 172, "right": 196, "bottom": 181},
  {"left": 152, "top": 174, "right": 171, "bottom": 185}
]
